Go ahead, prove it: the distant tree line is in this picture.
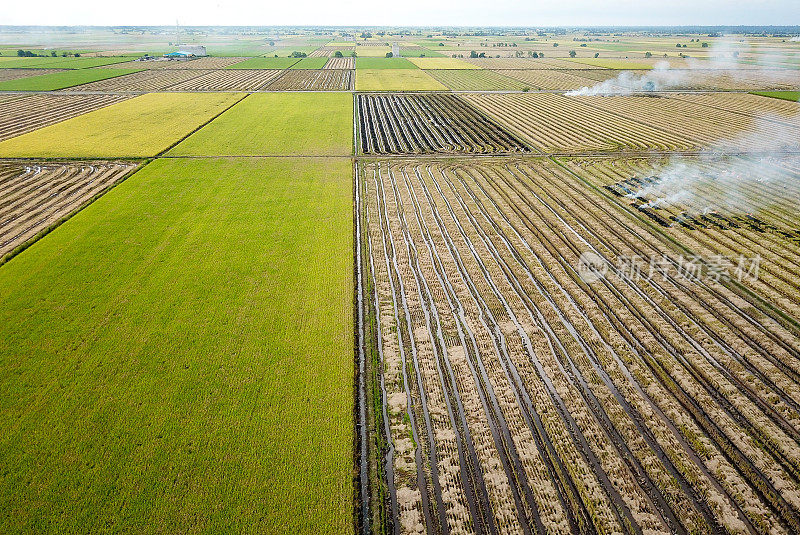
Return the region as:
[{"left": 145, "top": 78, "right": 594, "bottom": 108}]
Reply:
[{"left": 14, "top": 49, "right": 79, "bottom": 58}]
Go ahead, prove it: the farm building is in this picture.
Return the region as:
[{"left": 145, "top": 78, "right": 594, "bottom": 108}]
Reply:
[
  {"left": 164, "top": 45, "right": 207, "bottom": 59},
  {"left": 179, "top": 45, "right": 207, "bottom": 56}
]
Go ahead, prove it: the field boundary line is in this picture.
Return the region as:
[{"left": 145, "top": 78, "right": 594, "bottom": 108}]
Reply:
[
  {"left": 0, "top": 89, "right": 770, "bottom": 97},
  {"left": 5, "top": 149, "right": 800, "bottom": 164},
  {"left": 0, "top": 159, "right": 149, "bottom": 268},
  {"left": 353, "top": 159, "right": 370, "bottom": 535},
  {"left": 154, "top": 92, "right": 250, "bottom": 157}
]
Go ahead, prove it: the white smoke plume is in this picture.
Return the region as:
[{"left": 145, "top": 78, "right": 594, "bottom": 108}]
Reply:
[
  {"left": 628, "top": 114, "right": 800, "bottom": 214},
  {"left": 565, "top": 61, "right": 688, "bottom": 96},
  {"left": 565, "top": 37, "right": 794, "bottom": 96}
]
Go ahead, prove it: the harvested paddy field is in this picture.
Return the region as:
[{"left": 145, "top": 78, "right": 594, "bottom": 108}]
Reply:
[
  {"left": 567, "top": 94, "right": 800, "bottom": 150},
  {"left": 570, "top": 155, "right": 800, "bottom": 310},
  {"left": 461, "top": 58, "right": 548, "bottom": 69},
  {"left": 357, "top": 94, "right": 529, "bottom": 154},
  {"left": 0, "top": 160, "right": 137, "bottom": 260},
  {"left": 567, "top": 57, "right": 655, "bottom": 69},
  {"left": 61, "top": 69, "right": 211, "bottom": 91},
  {"left": 355, "top": 69, "right": 447, "bottom": 91},
  {"left": 313, "top": 46, "right": 355, "bottom": 57},
  {"left": 264, "top": 68, "right": 353, "bottom": 90},
  {"left": 0, "top": 92, "right": 243, "bottom": 158},
  {"left": 463, "top": 93, "right": 697, "bottom": 153},
  {"left": 155, "top": 56, "right": 248, "bottom": 69},
  {"left": 426, "top": 69, "right": 527, "bottom": 91},
  {"left": 0, "top": 68, "right": 67, "bottom": 81},
  {"left": 0, "top": 93, "right": 131, "bottom": 142},
  {"left": 498, "top": 69, "right": 618, "bottom": 90},
  {"left": 167, "top": 68, "right": 284, "bottom": 91},
  {"left": 0, "top": 157, "right": 354, "bottom": 534},
  {"left": 324, "top": 56, "right": 355, "bottom": 69},
  {"left": 408, "top": 57, "right": 481, "bottom": 70},
  {"left": 226, "top": 57, "right": 300, "bottom": 69},
  {"left": 358, "top": 156, "right": 800, "bottom": 535},
  {"left": 168, "top": 92, "right": 352, "bottom": 156}
]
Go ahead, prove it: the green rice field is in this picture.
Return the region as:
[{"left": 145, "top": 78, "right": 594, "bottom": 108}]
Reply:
[
  {"left": 167, "top": 93, "right": 353, "bottom": 156},
  {"left": 0, "top": 156, "right": 354, "bottom": 533},
  {"left": 0, "top": 67, "right": 141, "bottom": 90}
]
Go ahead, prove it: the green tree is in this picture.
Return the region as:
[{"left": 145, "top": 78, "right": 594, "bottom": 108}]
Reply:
[
  {"left": 569, "top": 50, "right": 577, "bottom": 58},
  {"left": 334, "top": 51, "right": 343, "bottom": 58}
]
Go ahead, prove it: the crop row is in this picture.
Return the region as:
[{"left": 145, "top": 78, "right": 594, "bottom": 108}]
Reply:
[
  {"left": 0, "top": 94, "right": 130, "bottom": 142},
  {"left": 570, "top": 94, "right": 800, "bottom": 151},
  {"left": 324, "top": 57, "right": 355, "bottom": 70},
  {"left": 264, "top": 69, "right": 353, "bottom": 90},
  {"left": 573, "top": 155, "right": 800, "bottom": 311},
  {"left": 496, "top": 69, "right": 617, "bottom": 90},
  {"left": 360, "top": 157, "right": 800, "bottom": 534},
  {"left": 425, "top": 69, "right": 527, "bottom": 91},
  {"left": 358, "top": 94, "right": 529, "bottom": 154},
  {"left": 61, "top": 69, "right": 213, "bottom": 91},
  {"left": 62, "top": 68, "right": 354, "bottom": 92},
  {"left": 0, "top": 68, "right": 66, "bottom": 82},
  {"left": 463, "top": 93, "right": 696, "bottom": 153},
  {"left": 167, "top": 69, "right": 284, "bottom": 91},
  {"left": 0, "top": 160, "right": 136, "bottom": 260}
]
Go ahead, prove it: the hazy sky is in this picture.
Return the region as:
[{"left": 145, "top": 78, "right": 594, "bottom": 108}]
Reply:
[{"left": 3, "top": 0, "right": 799, "bottom": 27}]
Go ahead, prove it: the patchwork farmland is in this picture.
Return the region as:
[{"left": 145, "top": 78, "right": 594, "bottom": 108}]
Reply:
[{"left": 0, "top": 25, "right": 799, "bottom": 535}]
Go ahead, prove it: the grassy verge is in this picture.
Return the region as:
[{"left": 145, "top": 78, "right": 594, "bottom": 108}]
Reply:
[{"left": 0, "top": 156, "right": 354, "bottom": 534}]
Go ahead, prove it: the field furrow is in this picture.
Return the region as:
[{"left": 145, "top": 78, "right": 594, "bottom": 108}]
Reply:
[{"left": 360, "top": 157, "right": 800, "bottom": 534}]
